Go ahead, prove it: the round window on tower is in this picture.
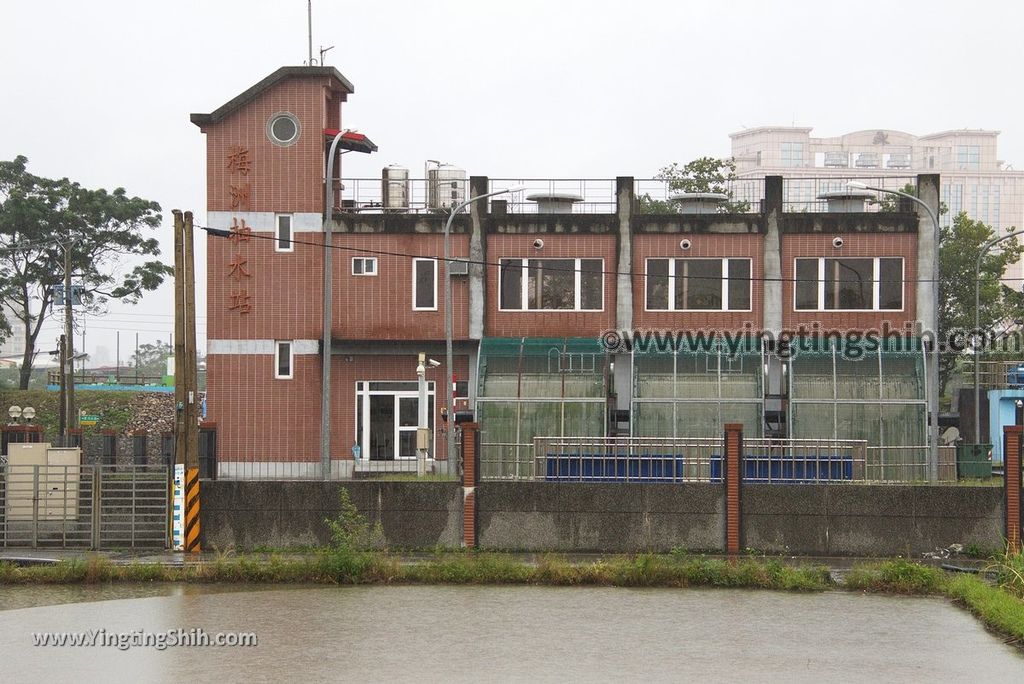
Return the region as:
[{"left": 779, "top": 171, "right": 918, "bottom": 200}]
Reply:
[{"left": 267, "top": 112, "right": 300, "bottom": 146}]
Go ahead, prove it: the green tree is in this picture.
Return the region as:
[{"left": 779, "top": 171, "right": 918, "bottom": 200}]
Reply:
[
  {"left": 639, "top": 156, "right": 751, "bottom": 214},
  {"left": 130, "top": 341, "right": 173, "bottom": 377},
  {"left": 939, "top": 212, "right": 1024, "bottom": 394},
  {"left": 0, "top": 156, "right": 172, "bottom": 389}
]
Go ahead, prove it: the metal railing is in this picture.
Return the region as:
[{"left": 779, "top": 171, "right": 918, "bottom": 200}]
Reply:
[
  {"left": 0, "top": 465, "right": 168, "bottom": 549},
  {"left": 479, "top": 437, "right": 969, "bottom": 484},
  {"left": 965, "top": 360, "right": 1024, "bottom": 390},
  {"left": 865, "top": 446, "right": 958, "bottom": 483},
  {"left": 489, "top": 179, "right": 617, "bottom": 214},
  {"left": 780, "top": 175, "right": 918, "bottom": 213},
  {"left": 534, "top": 437, "right": 721, "bottom": 482},
  {"left": 335, "top": 178, "right": 471, "bottom": 214},
  {"left": 634, "top": 178, "right": 765, "bottom": 214}
]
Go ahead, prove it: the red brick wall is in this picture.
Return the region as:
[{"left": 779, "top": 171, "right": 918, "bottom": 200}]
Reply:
[
  {"left": 633, "top": 233, "right": 764, "bottom": 332},
  {"left": 782, "top": 233, "right": 918, "bottom": 332},
  {"left": 485, "top": 233, "right": 617, "bottom": 337},
  {"left": 207, "top": 233, "right": 323, "bottom": 341},
  {"left": 332, "top": 233, "right": 470, "bottom": 340},
  {"left": 206, "top": 353, "right": 323, "bottom": 463},
  {"left": 201, "top": 75, "right": 343, "bottom": 214}
]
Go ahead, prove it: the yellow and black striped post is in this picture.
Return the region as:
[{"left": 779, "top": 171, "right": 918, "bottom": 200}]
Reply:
[{"left": 184, "top": 467, "right": 201, "bottom": 553}]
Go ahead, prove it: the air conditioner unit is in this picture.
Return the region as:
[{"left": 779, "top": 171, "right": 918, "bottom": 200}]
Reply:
[{"left": 448, "top": 259, "right": 469, "bottom": 276}]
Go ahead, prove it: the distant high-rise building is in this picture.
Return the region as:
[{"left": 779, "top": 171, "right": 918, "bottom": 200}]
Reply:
[
  {"left": 730, "top": 126, "right": 1024, "bottom": 281},
  {"left": 0, "top": 303, "right": 26, "bottom": 364}
]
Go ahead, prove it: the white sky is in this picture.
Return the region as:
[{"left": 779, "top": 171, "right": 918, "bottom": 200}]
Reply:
[{"left": 2, "top": 0, "right": 1022, "bottom": 364}]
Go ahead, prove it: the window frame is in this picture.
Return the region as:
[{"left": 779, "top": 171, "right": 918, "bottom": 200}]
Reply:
[
  {"left": 275, "top": 214, "right": 294, "bottom": 253},
  {"left": 793, "top": 257, "right": 905, "bottom": 312},
  {"left": 412, "top": 258, "right": 438, "bottom": 311},
  {"left": 275, "top": 341, "right": 294, "bottom": 380},
  {"left": 497, "top": 257, "right": 605, "bottom": 312},
  {"left": 644, "top": 257, "right": 753, "bottom": 312},
  {"left": 352, "top": 256, "right": 378, "bottom": 276}
]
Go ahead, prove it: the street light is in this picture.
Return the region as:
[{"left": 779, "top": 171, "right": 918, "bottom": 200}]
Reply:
[
  {"left": 444, "top": 184, "right": 526, "bottom": 473},
  {"left": 973, "top": 228, "right": 1019, "bottom": 447},
  {"left": 848, "top": 180, "right": 941, "bottom": 481}
]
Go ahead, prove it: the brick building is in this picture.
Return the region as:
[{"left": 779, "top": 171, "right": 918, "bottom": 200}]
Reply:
[{"left": 192, "top": 67, "right": 937, "bottom": 477}]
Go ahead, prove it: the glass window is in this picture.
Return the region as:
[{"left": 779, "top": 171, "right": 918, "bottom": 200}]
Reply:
[
  {"left": 646, "top": 258, "right": 751, "bottom": 311},
  {"left": 825, "top": 258, "right": 873, "bottom": 310},
  {"left": 795, "top": 257, "right": 904, "bottom": 311},
  {"left": 499, "top": 258, "right": 603, "bottom": 311},
  {"left": 781, "top": 142, "right": 804, "bottom": 167},
  {"left": 646, "top": 258, "right": 670, "bottom": 310},
  {"left": 957, "top": 145, "right": 980, "bottom": 169},
  {"left": 795, "top": 259, "right": 819, "bottom": 310},
  {"left": 878, "top": 258, "right": 903, "bottom": 310},
  {"left": 352, "top": 257, "right": 377, "bottom": 275},
  {"left": 727, "top": 258, "right": 751, "bottom": 310},
  {"left": 275, "top": 341, "right": 292, "bottom": 379},
  {"left": 499, "top": 259, "right": 523, "bottom": 309},
  {"left": 275, "top": 215, "right": 293, "bottom": 252},
  {"left": 413, "top": 259, "right": 436, "bottom": 310}
]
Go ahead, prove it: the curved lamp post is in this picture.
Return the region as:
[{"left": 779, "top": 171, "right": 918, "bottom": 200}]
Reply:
[
  {"left": 848, "top": 181, "right": 940, "bottom": 481},
  {"left": 444, "top": 184, "right": 526, "bottom": 472},
  {"left": 973, "top": 229, "right": 1019, "bottom": 447}
]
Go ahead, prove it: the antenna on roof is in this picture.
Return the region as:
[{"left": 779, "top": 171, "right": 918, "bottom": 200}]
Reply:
[
  {"left": 307, "top": 0, "right": 314, "bottom": 65},
  {"left": 320, "top": 45, "right": 335, "bottom": 66}
]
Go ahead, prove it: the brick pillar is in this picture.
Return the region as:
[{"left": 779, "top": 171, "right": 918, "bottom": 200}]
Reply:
[
  {"left": 1004, "top": 425, "right": 1022, "bottom": 552},
  {"left": 724, "top": 423, "right": 744, "bottom": 554},
  {"left": 461, "top": 422, "right": 480, "bottom": 548}
]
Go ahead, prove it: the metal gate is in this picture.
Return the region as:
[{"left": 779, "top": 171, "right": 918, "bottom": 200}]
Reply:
[{"left": 0, "top": 465, "right": 168, "bottom": 549}]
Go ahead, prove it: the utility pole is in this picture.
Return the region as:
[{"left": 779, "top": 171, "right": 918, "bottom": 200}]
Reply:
[
  {"left": 64, "top": 241, "right": 76, "bottom": 438},
  {"left": 57, "top": 334, "right": 67, "bottom": 444},
  {"left": 173, "top": 210, "right": 187, "bottom": 467},
  {"left": 183, "top": 211, "right": 199, "bottom": 470}
]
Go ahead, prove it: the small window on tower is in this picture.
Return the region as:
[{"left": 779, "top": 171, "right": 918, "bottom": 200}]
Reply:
[
  {"left": 275, "top": 215, "right": 293, "bottom": 252},
  {"left": 275, "top": 341, "right": 293, "bottom": 380},
  {"left": 267, "top": 112, "right": 300, "bottom": 146},
  {"left": 352, "top": 257, "right": 378, "bottom": 276}
]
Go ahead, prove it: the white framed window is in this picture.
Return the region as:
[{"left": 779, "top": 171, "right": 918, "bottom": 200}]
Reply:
[
  {"left": 352, "top": 257, "right": 378, "bottom": 276},
  {"left": 498, "top": 258, "right": 604, "bottom": 311},
  {"left": 412, "top": 258, "right": 437, "bottom": 310},
  {"left": 794, "top": 257, "right": 904, "bottom": 312},
  {"left": 275, "top": 341, "right": 293, "bottom": 379},
  {"left": 275, "top": 214, "right": 293, "bottom": 252},
  {"left": 780, "top": 141, "right": 804, "bottom": 167},
  {"left": 355, "top": 381, "right": 436, "bottom": 461},
  {"left": 645, "top": 258, "right": 752, "bottom": 311}
]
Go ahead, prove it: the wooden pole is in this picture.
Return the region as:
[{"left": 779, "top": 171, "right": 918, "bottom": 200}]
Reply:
[
  {"left": 57, "top": 334, "right": 67, "bottom": 444},
  {"left": 183, "top": 211, "right": 199, "bottom": 470},
  {"left": 64, "top": 242, "right": 76, "bottom": 434},
  {"left": 172, "top": 210, "right": 186, "bottom": 467}
]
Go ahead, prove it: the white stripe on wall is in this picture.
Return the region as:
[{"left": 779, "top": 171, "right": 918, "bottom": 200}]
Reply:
[
  {"left": 208, "top": 339, "right": 320, "bottom": 355},
  {"left": 206, "top": 212, "right": 324, "bottom": 233}
]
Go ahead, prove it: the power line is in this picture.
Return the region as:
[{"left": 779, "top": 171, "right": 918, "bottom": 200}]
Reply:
[{"left": 197, "top": 223, "right": 1024, "bottom": 286}]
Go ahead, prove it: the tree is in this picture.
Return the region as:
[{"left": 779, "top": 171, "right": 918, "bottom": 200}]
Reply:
[
  {"left": 938, "top": 211, "right": 1024, "bottom": 394},
  {"left": 0, "top": 156, "right": 172, "bottom": 389},
  {"left": 639, "top": 156, "right": 751, "bottom": 214},
  {"left": 129, "top": 341, "right": 173, "bottom": 377}
]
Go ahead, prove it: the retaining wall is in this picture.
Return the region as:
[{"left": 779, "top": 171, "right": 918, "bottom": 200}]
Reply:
[{"left": 200, "top": 480, "right": 1011, "bottom": 555}]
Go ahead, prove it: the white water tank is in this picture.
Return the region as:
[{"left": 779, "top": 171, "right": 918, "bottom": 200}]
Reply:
[
  {"left": 382, "top": 165, "right": 410, "bottom": 210},
  {"left": 428, "top": 163, "right": 466, "bottom": 210}
]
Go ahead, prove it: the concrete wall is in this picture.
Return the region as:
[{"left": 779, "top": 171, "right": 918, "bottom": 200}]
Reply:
[
  {"left": 201, "top": 481, "right": 462, "bottom": 549},
  {"left": 742, "top": 485, "right": 1006, "bottom": 556},
  {"left": 202, "top": 480, "right": 1012, "bottom": 556},
  {"left": 477, "top": 482, "right": 724, "bottom": 552}
]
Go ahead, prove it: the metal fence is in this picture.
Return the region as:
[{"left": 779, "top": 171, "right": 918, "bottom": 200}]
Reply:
[
  {"left": 780, "top": 175, "right": 918, "bottom": 213},
  {"left": 0, "top": 465, "right": 168, "bottom": 549},
  {"left": 480, "top": 437, "right": 969, "bottom": 484},
  {"left": 634, "top": 178, "right": 766, "bottom": 214}
]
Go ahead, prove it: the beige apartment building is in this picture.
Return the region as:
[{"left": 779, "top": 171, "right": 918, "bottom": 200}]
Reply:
[{"left": 730, "top": 126, "right": 1024, "bottom": 281}]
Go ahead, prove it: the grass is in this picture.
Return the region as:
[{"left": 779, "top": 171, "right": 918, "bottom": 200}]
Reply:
[{"left": 1, "top": 551, "right": 1022, "bottom": 646}]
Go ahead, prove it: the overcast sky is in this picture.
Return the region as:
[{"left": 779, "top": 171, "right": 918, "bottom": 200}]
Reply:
[{"left": 2, "top": 0, "right": 1022, "bottom": 364}]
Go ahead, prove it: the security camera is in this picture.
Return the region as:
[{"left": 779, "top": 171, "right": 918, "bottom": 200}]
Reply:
[
  {"left": 679, "top": 238, "right": 692, "bottom": 250},
  {"left": 427, "top": 359, "right": 441, "bottom": 368},
  {"left": 533, "top": 238, "right": 544, "bottom": 249},
  {"left": 832, "top": 236, "right": 844, "bottom": 248}
]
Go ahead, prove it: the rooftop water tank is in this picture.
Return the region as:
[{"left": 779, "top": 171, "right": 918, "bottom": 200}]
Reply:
[
  {"left": 428, "top": 164, "right": 466, "bottom": 210},
  {"left": 382, "top": 165, "right": 410, "bottom": 211}
]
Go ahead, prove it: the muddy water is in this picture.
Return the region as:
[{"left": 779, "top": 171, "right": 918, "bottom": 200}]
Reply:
[{"left": 0, "top": 585, "right": 1020, "bottom": 682}]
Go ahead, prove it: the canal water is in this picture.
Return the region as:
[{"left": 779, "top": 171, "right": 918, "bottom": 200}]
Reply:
[{"left": 0, "top": 584, "right": 1020, "bottom": 682}]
